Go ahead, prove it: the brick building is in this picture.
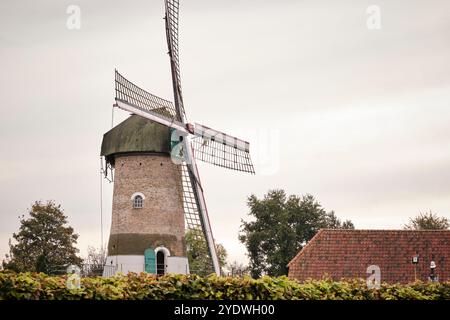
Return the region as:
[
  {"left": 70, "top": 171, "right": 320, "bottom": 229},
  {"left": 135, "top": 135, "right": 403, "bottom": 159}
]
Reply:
[{"left": 287, "top": 229, "right": 450, "bottom": 283}]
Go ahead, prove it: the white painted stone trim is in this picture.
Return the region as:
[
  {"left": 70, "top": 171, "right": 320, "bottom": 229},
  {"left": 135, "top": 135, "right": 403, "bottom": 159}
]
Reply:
[
  {"left": 154, "top": 246, "right": 171, "bottom": 274},
  {"left": 130, "top": 192, "right": 145, "bottom": 200},
  {"left": 155, "top": 246, "right": 171, "bottom": 257}
]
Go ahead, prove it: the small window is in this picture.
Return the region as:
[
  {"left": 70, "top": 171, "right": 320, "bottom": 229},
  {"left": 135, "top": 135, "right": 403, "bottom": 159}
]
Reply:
[{"left": 133, "top": 195, "right": 143, "bottom": 209}]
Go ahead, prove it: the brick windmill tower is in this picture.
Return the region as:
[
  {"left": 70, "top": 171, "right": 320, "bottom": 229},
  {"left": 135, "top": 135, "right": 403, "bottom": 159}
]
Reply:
[
  {"left": 101, "top": 115, "right": 187, "bottom": 275},
  {"left": 101, "top": 0, "right": 254, "bottom": 276}
]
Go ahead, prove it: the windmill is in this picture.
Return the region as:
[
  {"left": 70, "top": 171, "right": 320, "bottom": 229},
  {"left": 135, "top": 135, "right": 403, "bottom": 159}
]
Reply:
[{"left": 101, "top": 0, "right": 254, "bottom": 276}]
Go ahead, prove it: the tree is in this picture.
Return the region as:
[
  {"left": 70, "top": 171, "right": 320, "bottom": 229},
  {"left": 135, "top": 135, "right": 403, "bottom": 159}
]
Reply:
[
  {"left": 239, "top": 190, "right": 354, "bottom": 278},
  {"left": 2, "top": 201, "right": 83, "bottom": 273},
  {"left": 227, "top": 260, "right": 249, "bottom": 277},
  {"left": 186, "top": 229, "right": 227, "bottom": 276},
  {"left": 83, "top": 246, "right": 107, "bottom": 276},
  {"left": 404, "top": 211, "right": 449, "bottom": 230}
]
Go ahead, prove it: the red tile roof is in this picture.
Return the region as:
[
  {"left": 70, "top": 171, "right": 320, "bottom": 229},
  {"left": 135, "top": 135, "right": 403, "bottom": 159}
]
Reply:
[{"left": 287, "top": 229, "right": 450, "bottom": 283}]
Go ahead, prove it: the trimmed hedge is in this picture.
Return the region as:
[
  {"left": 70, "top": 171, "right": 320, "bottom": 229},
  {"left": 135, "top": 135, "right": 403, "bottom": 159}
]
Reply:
[{"left": 0, "top": 271, "right": 449, "bottom": 300}]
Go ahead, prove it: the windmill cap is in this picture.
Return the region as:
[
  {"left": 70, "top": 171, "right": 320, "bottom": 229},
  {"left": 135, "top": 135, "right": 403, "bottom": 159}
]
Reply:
[{"left": 101, "top": 114, "right": 171, "bottom": 165}]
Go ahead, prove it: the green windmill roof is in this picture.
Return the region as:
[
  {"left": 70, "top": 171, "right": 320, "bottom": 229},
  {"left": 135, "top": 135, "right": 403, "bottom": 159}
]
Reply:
[{"left": 101, "top": 115, "right": 171, "bottom": 164}]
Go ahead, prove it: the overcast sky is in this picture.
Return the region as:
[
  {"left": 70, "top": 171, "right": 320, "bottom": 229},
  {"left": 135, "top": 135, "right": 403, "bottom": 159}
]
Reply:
[{"left": 1, "top": 0, "right": 449, "bottom": 265}]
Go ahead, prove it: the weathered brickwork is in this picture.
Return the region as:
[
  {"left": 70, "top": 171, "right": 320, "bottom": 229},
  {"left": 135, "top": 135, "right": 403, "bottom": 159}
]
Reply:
[
  {"left": 288, "top": 229, "right": 450, "bottom": 283},
  {"left": 107, "top": 153, "right": 186, "bottom": 257}
]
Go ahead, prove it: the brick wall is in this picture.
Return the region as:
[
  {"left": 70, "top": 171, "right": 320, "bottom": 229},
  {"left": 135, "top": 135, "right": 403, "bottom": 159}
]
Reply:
[{"left": 107, "top": 153, "right": 185, "bottom": 257}]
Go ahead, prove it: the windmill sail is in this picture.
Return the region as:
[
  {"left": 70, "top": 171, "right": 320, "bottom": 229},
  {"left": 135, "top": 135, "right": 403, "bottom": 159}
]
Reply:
[
  {"left": 165, "top": 0, "right": 185, "bottom": 120},
  {"left": 181, "top": 139, "right": 221, "bottom": 275},
  {"left": 191, "top": 138, "right": 255, "bottom": 174},
  {"left": 190, "top": 123, "right": 255, "bottom": 174},
  {"left": 180, "top": 163, "right": 214, "bottom": 275},
  {"left": 115, "top": 70, "right": 181, "bottom": 121}
]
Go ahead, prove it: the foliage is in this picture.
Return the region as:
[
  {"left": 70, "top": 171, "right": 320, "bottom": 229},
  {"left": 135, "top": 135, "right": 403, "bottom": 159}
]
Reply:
[
  {"left": 0, "top": 272, "right": 449, "bottom": 300},
  {"left": 185, "top": 229, "right": 227, "bottom": 276},
  {"left": 404, "top": 211, "right": 449, "bottom": 230},
  {"left": 2, "top": 201, "right": 82, "bottom": 273},
  {"left": 239, "top": 190, "right": 354, "bottom": 278}
]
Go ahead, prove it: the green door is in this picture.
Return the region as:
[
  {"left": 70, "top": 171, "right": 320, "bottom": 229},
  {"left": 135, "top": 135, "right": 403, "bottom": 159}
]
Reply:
[{"left": 144, "top": 248, "right": 156, "bottom": 274}]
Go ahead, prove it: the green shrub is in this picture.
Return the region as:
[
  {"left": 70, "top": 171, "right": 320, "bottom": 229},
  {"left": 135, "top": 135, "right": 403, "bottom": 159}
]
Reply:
[{"left": 0, "top": 271, "right": 449, "bottom": 300}]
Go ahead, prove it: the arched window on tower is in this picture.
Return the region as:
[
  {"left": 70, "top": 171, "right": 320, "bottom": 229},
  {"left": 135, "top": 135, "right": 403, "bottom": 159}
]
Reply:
[
  {"left": 133, "top": 195, "right": 143, "bottom": 208},
  {"left": 131, "top": 192, "right": 145, "bottom": 209}
]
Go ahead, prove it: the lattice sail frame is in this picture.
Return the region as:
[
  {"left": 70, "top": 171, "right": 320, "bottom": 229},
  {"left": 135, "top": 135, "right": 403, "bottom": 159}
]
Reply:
[
  {"left": 165, "top": 0, "right": 186, "bottom": 120},
  {"left": 115, "top": 70, "right": 180, "bottom": 121},
  {"left": 191, "top": 138, "right": 255, "bottom": 174},
  {"left": 180, "top": 163, "right": 214, "bottom": 274}
]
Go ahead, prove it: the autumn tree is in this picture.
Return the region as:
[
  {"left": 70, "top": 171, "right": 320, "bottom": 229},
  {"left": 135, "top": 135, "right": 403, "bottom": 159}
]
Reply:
[
  {"left": 2, "top": 201, "right": 82, "bottom": 273},
  {"left": 404, "top": 211, "right": 449, "bottom": 230},
  {"left": 186, "top": 229, "right": 227, "bottom": 276},
  {"left": 239, "top": 190, "right": 354, "bottom": 278}
]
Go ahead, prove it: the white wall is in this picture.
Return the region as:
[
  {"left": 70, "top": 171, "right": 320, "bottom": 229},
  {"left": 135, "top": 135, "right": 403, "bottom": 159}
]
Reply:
[{"left": 103, "top": 255, "right": 144, "bottom": 276}]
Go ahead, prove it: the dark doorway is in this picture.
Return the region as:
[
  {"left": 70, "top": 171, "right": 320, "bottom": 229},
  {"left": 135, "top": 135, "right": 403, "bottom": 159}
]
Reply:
[{"left": 156, "top": 251, "right": 165, "bottom": 275}]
